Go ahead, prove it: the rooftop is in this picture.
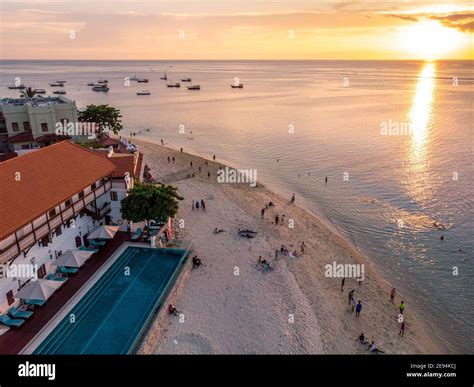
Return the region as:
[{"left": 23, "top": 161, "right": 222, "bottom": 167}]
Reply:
[
  {"left": 0, "top": 96, "right": 73, "bottom": 108},
  {"left": 0, "top": 141, "right": 116, "bottom": 241}
]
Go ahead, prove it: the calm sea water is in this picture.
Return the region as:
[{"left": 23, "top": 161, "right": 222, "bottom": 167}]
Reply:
[{"left": 1, "top": 60, "right": 473, "bottom": 353}]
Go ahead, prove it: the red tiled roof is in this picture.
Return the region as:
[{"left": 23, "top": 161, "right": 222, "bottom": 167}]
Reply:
[
  {"left": 93, "top": 150, "right": 143, "bottom": 179},
  {"left": 0, "top": 141, "right": 116, "bottom": 240},
  {"left": 9, "top": 132, "right": 34, "bottom": 143}
]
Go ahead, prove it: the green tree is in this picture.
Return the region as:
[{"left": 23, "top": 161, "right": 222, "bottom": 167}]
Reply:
[
  {"left": 20, "top": 87, "right": 37, "bottom": 98},
  {"left": 121, "top": 182, "right": 183, "bottom": 226},
  {"left": 78, "top": 104, "right": 122, "bottom": 136}
]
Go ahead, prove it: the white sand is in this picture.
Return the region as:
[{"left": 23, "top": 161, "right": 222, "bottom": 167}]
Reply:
[{"left": 133, "top": 138, "right": 444, "bottom": 354}]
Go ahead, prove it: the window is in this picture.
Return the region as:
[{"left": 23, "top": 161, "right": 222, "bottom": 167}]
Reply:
[
  {"left": 11, "top": 122, "right": 19, "bottom": 132},
  {"left": 110, "top": 191, "right": 118, "bottom": 201},
  {"left": 21, "top": 144, "right": 30, "bottom": 150},
  {"left": 38, "top": 264, "right": 46, "bottom": 279},
  {"left": 91, "top": 182, "right": 96, "bottom": 190},
  {"left": 6, "top": 290, "right": 14, "bottom": 306},
  {"left": 75, "top": 236, "right": 82, "bottom": 248},
  {"left": 60, "top": 118, "right": 69, "bottom": 125},
  {"left": 41, "top": 123, "right": 48, "bottom": 132},
  {"left": 65, "top": 199, "right": 72, "bottom": 208},
  {"left": 23, "top": 121, "right": 31, "bottom": 131},
  {"left": 55, "top": 226, "right": 62, "bottom": 236},
  {"left": 48, "top": 208, "right": 56, "bottom": 218},
  {"left": 79, "top": 190, "right": 84, "bottom": 199}
]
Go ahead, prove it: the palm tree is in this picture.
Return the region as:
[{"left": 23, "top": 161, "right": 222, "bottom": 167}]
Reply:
[{"left": 20, "top": 87, "right": 37, "bottom": 99}]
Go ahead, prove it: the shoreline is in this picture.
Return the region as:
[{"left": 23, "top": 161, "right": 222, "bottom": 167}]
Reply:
[{"left": 126, "top": 136, "right": 446, "bottom": 354}]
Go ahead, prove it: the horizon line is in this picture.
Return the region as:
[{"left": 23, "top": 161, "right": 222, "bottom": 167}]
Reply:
[{"left": 1, "top": 58, "right": 473, "bottom": 61}]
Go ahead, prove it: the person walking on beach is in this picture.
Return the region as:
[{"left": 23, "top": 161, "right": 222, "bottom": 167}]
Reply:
[
  {"left": 190, "top": 161, "right": 193, "bottom": 168},
  {"left": 351, "top": 298, "right": 357, "bottom": 313},
  {"left": 325, "top": 176, "right": 328, "bottom": 185},
  {"left": 348, "top": 289, "right": 355, "bottom": 305},
  {"left": 201, "top": 199, "right": 206, "bottom": 212},
  {"left": 275, "top": 215, "right": 279, "bottom": 225},
  {"left": 161, "top": 139, "right": 164, "bottom": 145},
  {"left": 261, "top": 208, "right": 265, "bottom": 218},
  {"left": 399, "top": 301, "right": 406, "bottom": 314},
  {"left": 356, "top": 333, "right": 367, "bottom": 345},
  {"left": 207, "top": 171, "right": 211, "bottom": 178},
  {"left": 167, "top": 156, "right": 171, "bottom": 163},
  {"left": 198, "top": 166, "right": 202, "bottom": 173},
  {"left": 213, "top": 155, "right": 216, "bottom": 161},
  {"left": 300, "top": 241, "right": 306, "bottom": 254},
  {"left": 290, "top": 193, "right": 295, "bottom": 204},
  {"left": 399, "top": 321, "right": 406, "bottom": 337},
  {"left": 341, "top": 277, "right": 345, "bottom": 292},
  {"left": 390, "top": 288, "right": 396, "bottom": 303},
  {"left": 192, "top": 200, "right": 195, "bottom": 211},
  {"left": 355, "top": 301, "right": 362, "bottom": 318},
  {"left": 172, "top": 156, "right": 175, "bottom": 163},
  {"left": 180, "top": 147, "right": 183, "bottom": 153}
]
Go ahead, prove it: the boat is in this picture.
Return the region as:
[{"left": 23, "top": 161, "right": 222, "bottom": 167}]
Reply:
[
  {"left": 92, "top": 85, "right": 109, "bottom": 92},
  {"left": 56, "top": 80, "right": 66, "bottom": 84},
  {"left": 187, "top": 85, "right": 201, "bottom": 90},
  {"left": 160, "top": 72, "right": 167, "bottom": 80},
  {"left": 231, "top": 83, "right": 243, "bottom": 88},
  {"left": 137, "top": 78, "right": 149, "bottom": 83},
  {"left": 7, "top": 84, "right": 26, "bottom": 89},
  {"left": 181, "top": 77, "right": 192, "bottom": 82},
  {"left": 136, "top": 90, "right": 151, "bottom": 95},
  {"left": 167, "top": 82, "right": 180, "bottom": 88},
  {"left": 34, "top": 88, "right": 46, "bottom": 94},
  {"left": 97, "top": 79, "right": 108, "bottom": 84},
  {"left": 87, "top": 82, "right": 96, "bottom": 86},
  {"left": 129, "top": 75, "right": 139, "bottom": 81},
  {"left": 49, "top": 82, "right": 64, "bottom": 87},
  {"left": 53, "top": 90, "right": 66, "bottom": 94}
]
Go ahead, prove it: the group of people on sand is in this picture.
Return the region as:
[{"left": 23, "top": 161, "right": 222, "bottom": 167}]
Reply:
[
  {"left": 278, "top": 244, "right": 302, "bottom": 259},
  {"left": 167, "top": 155, "right": 176, "bottom": 164},
  {"left": 192, "top": 199, "right": 206, "bottom": 212},
  {"left": 356, "top": 333, "right": 385, "bottom": 354},
  {"left": 257, "top": 256, "right": 272, "bottom": 272}
]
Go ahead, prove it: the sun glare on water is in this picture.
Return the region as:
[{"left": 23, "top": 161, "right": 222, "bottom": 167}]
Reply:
[{"left": 397, "top": 20, "right": 466, "bottom": 59}]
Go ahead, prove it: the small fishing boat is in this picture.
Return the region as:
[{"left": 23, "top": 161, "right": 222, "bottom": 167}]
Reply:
[
  {"left": 53, "top": 90, "right": 66, "bottom": 94},
  {"left": 137, "top": 78, "right": 149, "bottom": 83},
  {"left": 49, "top": 82, "right": 64, "bottom": 87},
  {"left": 97, "top": 79, "right": 108, "bottom": 84},
  {"left": 231, "top": 83, "right": 243, "bottom": 88},
  {"left": 34, "top": 88, "right": 46, "bottom": 94},
  {"left": 160, "top": 72, "right": 168, "bottom": 80},
  {"left": 56, "top": 80, "right": 66, "bottom": 84},
  {"left": 187, "top": 85, "right": 201, "bottom": 90},
  {"left": 167, "top": 82, "right": 180, "bottom": 88},
  {"left": 181, "top": 77, "right": 192, "bottom": 82},
  {"left": 87, "top": 82, "right": 96, "bottom": 86},
  {"left": 7, "top": 84, "right": 26, "bottom": 89},
  {"left": 136, "top": 90, "right": 151, "bottom": 95},
  {"left": 129, "top": 75, "right": 139, "bottom": 81},
  {"left": 92, "top": 85, "right": 109, "bottom": 92}
]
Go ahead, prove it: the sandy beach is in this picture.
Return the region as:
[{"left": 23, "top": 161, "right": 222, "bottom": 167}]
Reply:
[{"left": 131, "top": 137, "right": 444, "bottom": 355}]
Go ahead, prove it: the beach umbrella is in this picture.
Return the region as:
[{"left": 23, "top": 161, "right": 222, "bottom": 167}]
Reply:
[
  {"left": 15, "top": 279, "right": 63, "bottom": 301},
  {"left": 87, "top": 225, "right": 119, "bottom": 240},
  {"left": 52, "top": 249, "right": 94, "bottom": 268}
]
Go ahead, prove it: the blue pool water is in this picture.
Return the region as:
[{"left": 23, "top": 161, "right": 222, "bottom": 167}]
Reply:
[{"left": 33, "top": 246, "right": 189, "bottom": 354}]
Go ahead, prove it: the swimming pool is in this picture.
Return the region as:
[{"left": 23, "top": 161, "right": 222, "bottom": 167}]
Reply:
[{"left": 33, "top": 246, "right": 190, "bottom": 354}]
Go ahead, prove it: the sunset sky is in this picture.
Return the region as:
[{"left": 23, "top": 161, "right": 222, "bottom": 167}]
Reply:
[{"left": 1, "top": 1, "right": 473, "bottom": 60}]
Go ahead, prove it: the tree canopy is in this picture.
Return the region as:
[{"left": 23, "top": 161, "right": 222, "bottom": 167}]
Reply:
[
  {"left": 78, "top": 104, "right": 123, "bottom": 136},
  {"left": 121, "top": 182, "right": 183, "bottom": 225}
]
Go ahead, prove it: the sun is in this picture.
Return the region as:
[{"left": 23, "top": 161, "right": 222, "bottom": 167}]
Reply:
[{"left": 396, "top": 20, "right": 467, "bottom": 60}]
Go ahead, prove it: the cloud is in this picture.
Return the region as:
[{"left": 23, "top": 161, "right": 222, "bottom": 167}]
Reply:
[{"left": 429, "top": 13, "right": 474, "bottom": 32}]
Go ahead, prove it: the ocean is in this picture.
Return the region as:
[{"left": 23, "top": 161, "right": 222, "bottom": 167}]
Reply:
[{"left": 1, "top": 60, "right": 473, "bottom": 353}]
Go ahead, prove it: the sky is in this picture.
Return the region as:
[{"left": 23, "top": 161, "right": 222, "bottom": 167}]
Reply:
[{"left": 0, "top": 1, "right": 472, "bottom": 60}]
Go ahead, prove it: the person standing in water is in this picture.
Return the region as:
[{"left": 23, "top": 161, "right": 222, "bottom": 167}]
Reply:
[{"left": 213, "top": 155, "right": 216, "bottom": 161}]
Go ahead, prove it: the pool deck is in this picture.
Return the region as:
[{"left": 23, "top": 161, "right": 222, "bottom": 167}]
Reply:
[{"left": 0, "top": 232, "right": 130, "bottom": 355}]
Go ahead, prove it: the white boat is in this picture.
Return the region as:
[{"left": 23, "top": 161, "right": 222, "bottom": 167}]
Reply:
[
  {"left": 136, "top": 90, "right": 151, "bottom": 95},
  {"left": 231, "top": 83, "right": 243, "bottom": 88},
  {"left": 53, "top": 90, "right": 66, "bottom": 94},
  {"left": 34, "top": 88, "right": 46, "bottom": 94},
  {"left": 160, "top": 72, "right": 167, "bottom": 80},
  {"left": 97, "top": 79, "right": 108, "bottom": 84},
  {"left": 187, "top": 85, "right": 200, "bottom": 90},
  {"left": 167, "top": 82, "right": 180, "bottom": 88},
  {"left": 49, "top": 82, "right": 64, "bottom": 87},
  {"left": 7, "top": 84, "right": 26, "bottom": 89}
]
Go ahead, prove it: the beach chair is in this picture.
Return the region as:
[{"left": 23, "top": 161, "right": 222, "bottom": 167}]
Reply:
[
  {"left": 90, "top": 240, "right": 106, "bottom": 247},
  {"left": 45, "top": 273, "right": 69, "bottom": 282},
  {"left": 0, "top": 314, "right": 25, "bottom": 327},
  {"left": 79, "top": 246, "right": 99, "bottom": 253},
  {"left": 59, "top": 266, "right": 79, "bottom": 275},
  {"left": 8, "top": 307, "right": 33, "bottom": 320},
  {"left": 131, "top": 228, "right": 142, "bottom": 241},
  {"left": 24, "top": 299, "right": 46, "bottom": 307}
]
